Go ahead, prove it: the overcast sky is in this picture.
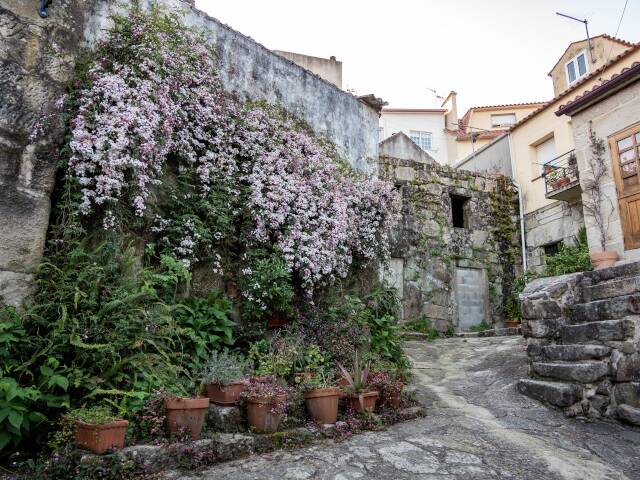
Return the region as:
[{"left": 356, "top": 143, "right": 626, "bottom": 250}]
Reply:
[{"left": 195, "top": 0, "right": 640, "bottom": 114}]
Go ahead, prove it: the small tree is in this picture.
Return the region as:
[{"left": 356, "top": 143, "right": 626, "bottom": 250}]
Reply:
[{"left": 582, "top": 132, "right": 615, "bottom": 252}]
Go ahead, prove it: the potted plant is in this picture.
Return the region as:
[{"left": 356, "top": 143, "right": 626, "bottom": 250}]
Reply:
[
  {"left": 504, "top": 296, "right": 521, "bottom": 329},
  {"left": 201, "top": 350, "right": 247, "bottom": 406},
  {"left": 70, "top": 406, "right": 129, "bottom": 455},
  {"left": 242, "top": 376, "right": 289, "bottom": 433},
  {"left": 293, "top": 344, "right": 327, "bottom": 385},
  {"left": 302, "top": 368, "right": 341, "bottom": 424},
  {"left": 583, "top": 133, "right": 618, "bottom": 269},
  {"left": 164, "top": 386, "right": 210, "bottom": 439},
  {"left": 337, "top": 353, "right": 378, "bottom": 413},
  {"left": 368, "top": 371, "right": 404, "bottom": 409}
]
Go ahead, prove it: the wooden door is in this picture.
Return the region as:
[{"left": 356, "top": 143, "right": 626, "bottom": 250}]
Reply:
[{"left": 609, "top": 123, "right": 640, "bottom": 250}]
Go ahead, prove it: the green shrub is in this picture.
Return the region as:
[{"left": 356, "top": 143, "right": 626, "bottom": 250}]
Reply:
[{"left": 543, "top": 227, "right": 591, "bottom": 277}]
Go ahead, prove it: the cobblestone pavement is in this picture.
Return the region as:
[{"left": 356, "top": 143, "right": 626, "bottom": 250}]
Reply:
[{"left": 171, "top": 336, "right": 640, "bottom": 480}]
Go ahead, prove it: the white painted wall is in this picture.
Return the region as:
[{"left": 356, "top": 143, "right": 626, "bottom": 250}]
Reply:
[{"left": 379, "top": 111, "right": 449, "bottom": 165}]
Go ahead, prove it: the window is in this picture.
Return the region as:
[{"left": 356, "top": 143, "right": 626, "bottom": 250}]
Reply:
[
  {"left": 613, "top": 128, "right": 640, "bottom": 179},
  {"left": 491, "top": 113, "right": 517, "bottom": 127},
  {"left": 450, "top": 194, "right": 470, "bottom": 228},
  {"left": 535, "top": 136, "right": 556, "bottom": 176},
  {"left": 410, "top": 130, "right": 433, "bottom": 151},
  {"left": 543, "top": 242, "right": 561, "bottom": 258},
  {"left": 565, "top": 51, "right": 588, "bottom": 85}
]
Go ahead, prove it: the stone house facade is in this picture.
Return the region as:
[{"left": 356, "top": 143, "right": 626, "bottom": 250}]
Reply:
[
  {"left": 379, "top": 133, "right": 521, "bottom": 332},
  {"left": 556, "top": 62, "right": 640, "bottom": 262}
]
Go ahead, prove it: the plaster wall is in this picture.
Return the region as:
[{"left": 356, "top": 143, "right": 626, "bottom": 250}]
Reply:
[
  {"left": 454, "top": 134, "right": 512, "bottom": 177},
  {"left": 379, "top": 111, "right": 449, "bottom": 165},
  {"left": 569, "top": 80, "right": 640, "bottom": 261},
  {"left": 272, "top": 50, "right": 342, "bottom": 89}
]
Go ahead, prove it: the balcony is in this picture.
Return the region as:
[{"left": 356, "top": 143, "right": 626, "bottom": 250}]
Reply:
[{"left": 542, "top": 150, "right": 581, "bottom": 202}]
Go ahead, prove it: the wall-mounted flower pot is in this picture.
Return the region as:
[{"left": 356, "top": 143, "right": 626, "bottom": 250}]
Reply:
[
  {"left": 590, "top": 251, "right": 619, "bottom": 270},
  {"left": 304, "top": 387, "right": 340, "bottom": 424},
  {"left": 246, "top": 395, "right": 287, "bottom": 433},
  {"left": 74, "top": 419, "right": 129, "bottom": 454},
  {"left": 205, "top": 381, "right": 247, "bottom": 406},
  {"left": 344, "top": 391, "right": 378, "bottom": 413},
  {"left": 267, "top": 312, "right": 289, "bottom": 329},
  {"left": 164, "top": 397, "right": 210, "bottom": 439},
  {"left": 505, "top": 319, "right": 520, "bottom": 329}
]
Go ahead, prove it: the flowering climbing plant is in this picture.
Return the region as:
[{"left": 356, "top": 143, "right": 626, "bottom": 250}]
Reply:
[{"left": 64, "top": 6, "right": 399, "bottom": 296}]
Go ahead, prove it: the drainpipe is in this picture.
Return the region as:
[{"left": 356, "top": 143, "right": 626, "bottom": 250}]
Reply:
[{"left": 507, "top": 132, "right": 528, "bottom": 272}]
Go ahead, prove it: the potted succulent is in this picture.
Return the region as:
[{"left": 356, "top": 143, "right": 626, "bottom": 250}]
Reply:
[
  {"left": 337, "top": 354, "right": 378, "bottom": 413},
  {"left": 164, "top": 385, "right": 210, "bottom": 439},
  {"left": 368, "top": 371, "right": 405, "bottom": 409},
  {"left": 70, "top": 406, "right": 129, "bottom": 455},
  {"left": 242, "top": 376, "right": 289, "bottom": 433},
  {"left": 302, "top": 368, "right": 340, "bottom": 424},
  {"left": 201, "top": 350, "right": 248, "bottom": 406}
]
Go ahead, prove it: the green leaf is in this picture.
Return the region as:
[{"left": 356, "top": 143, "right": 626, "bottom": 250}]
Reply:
[
  {"left": 48, "top": 374, "right": 69, "bottom": 392},
  {"left": 8, "top": 410, "right": 23, "bottom": 430},
  {"left": 0, "top": 431, "right": 11, "bottom": 450}
]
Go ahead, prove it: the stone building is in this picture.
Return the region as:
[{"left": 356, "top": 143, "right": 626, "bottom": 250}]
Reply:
[
  {"left": 379, "top": 133, "right": 521, "bottom": 332},
  {"left": 0, "top": 0, "right": 381, "bottom": 306}
]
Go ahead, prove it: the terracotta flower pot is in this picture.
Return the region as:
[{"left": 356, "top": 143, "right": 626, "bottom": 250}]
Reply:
[
  {"left": 74, "top": 419, "right": 128, "bottom": 454},
  {"left": 164, "top": 397, "right": 210, "bottom": 439},
  {"left": 505, "top": 319, "right": 520, "bottom": 328},
  {"left": 304, "top": 387, "right": 340, "bottom": 424},
  {"left": 205, "top": 381, "right": 246, "bottom": 406},
  {"left": 246, "top": 395, "right": 287, "bottom": 433},
  {"left": 590, "top": 251, "right": 619, "bottom": 270},
  {"left": 344, "top": 391, "right": 379, "bottom": 413}
]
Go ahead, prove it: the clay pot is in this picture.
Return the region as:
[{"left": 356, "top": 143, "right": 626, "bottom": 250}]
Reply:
[
  {"left": 164, "top": 397, "right": 210, "bottom": 439},
  {"left": 74, "top": 419, "right": 128, "bottom": 454},
  {"left": 226, "top": 282, "right": 239, "bottom": 299},
  {"left": 344, "top": 391, "right": 379, "bottom": 413},
  {"left": 246, "top": 395, "right": 287, "bottom": 433},
  {"left": 304, "top": 387, "right": 341, "bottom": 424},
  {"left": 205, "top": 381, "right": 246, "bottom": 406},
  {"left": 505, "top": 319, "right": 520, "bottom": 328},
  {"left": 267, "top": 312, "right": 289, "bottom": 329},
  {"left": 590, "top": 251, "right": 619, "bottom": 270}
]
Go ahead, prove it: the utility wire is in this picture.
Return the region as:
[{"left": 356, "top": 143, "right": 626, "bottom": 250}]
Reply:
[{"left": 605, "top": 0, "right": 630, "bottom": 64}]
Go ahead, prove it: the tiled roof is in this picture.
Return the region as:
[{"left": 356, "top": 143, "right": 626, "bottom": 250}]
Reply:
[
  {"left": 510, "top": 42, "right": 640, "bottom": 131},
  {"left": 556, "top": 61, "right": 640, "bottom": 115},
  {"left": 382, "top": 108, "right": 447, "bottom": 113},
  {"left": 547, "top": 34, "right": 636, "bottom": 76},
  {"left": 464, "top": 102, "right": 546, "bottom": 111},
  {"left": 452, "top": 129, "right": 507, "bottom": 141}
]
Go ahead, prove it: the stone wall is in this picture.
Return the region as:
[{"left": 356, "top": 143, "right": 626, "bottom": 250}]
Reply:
[
  {"left": 0, "top": 0, "right": 380, "bottom": 307},
  {"left": 379, "top": 134, "right": 521, "bottom": 332},
  {"left": 518, "top": 262, "right": 640, "bottom": 425},
  {"left": 524, "top": 200, "right": 585, "bottom": 272}
]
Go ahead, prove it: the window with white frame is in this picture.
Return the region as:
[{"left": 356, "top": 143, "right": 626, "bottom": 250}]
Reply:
[
  {"left": 491, "top": 113, "right": 517, "bottom": 127},
  {"left": 565, "top": 50, "right": 588, "bottom": 85},
  {"left": 535, "top": 136, "right": 556, "bottom": 176},
  {"left": 409, "top": 130, "right": 432, "bottom": 151}
]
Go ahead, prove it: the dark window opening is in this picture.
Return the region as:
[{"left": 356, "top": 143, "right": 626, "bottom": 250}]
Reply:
[
  {"left": 450, "top": 194, "right": 470, "bottom": 228},
  {"left": 543, "top": 242, "right": 561, "bottom": 258}
]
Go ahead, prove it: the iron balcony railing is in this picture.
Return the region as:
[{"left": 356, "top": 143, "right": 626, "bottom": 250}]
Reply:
[{"left": 541, "top": 149, "right": 579, "bottom": 195}]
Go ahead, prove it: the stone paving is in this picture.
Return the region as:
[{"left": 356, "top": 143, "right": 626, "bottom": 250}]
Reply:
[{"left": 168, "top": 337, "right": 640, "bottom": 480}]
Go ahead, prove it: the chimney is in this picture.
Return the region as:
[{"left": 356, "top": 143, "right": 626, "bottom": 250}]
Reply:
[{"left": 442, "top": 90, "right": 458, "bottom": 131}]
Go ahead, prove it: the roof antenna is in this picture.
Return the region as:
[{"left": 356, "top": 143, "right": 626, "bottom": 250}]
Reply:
[
  {"left": 426, "top": 88, "right": 443, "bottom": 106},
  {"left": 556, "top": 12, "right": 595, "bottom": 64}
]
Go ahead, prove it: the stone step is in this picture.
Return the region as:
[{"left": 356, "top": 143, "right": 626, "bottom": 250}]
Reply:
[
  {"left": 571, "top": 293, "right": 640, "bottom": 322},
  {"left": 531, "top": 361, "right": 609, "bottom": 383},
  {"left": 560, "top": 319, "right": 636, "bottom": 344},
  {"left": 581, "top": 276, "right": 640, "bottom": 303},
  {"left": 517, "top": 379, "right": 582, "bottom": 407},
  {"left": 540, "top": 344, "right": 611, "bottom": 361},
  {"left": 617, "top": 404, "right": 640, "bottom": 426}
]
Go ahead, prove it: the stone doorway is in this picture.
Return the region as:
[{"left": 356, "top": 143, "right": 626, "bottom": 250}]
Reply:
[{"left": 454, "top": 267, "right": 488, "bottom": 330}]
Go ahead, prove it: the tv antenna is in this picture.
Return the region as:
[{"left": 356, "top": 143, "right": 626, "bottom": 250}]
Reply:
[
  {"left": 426, "top": 87, "right": 443, "bottom": 105},
  {"left": 556, "top": 12, "right": 595, "bottom": 64}
]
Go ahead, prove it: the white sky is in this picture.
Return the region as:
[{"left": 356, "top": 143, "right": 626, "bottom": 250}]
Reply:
[{"left": 195, "top": 0, "right": 640, "bottom": 114}]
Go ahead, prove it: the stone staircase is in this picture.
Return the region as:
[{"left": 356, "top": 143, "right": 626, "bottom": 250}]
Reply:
[{"left": 517, "top": 262, "right": 640, "bottom": 425}]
